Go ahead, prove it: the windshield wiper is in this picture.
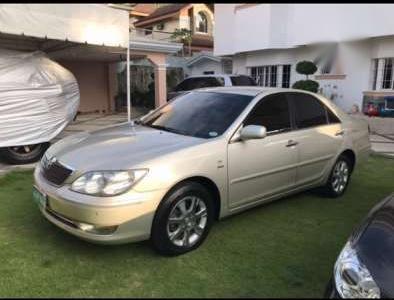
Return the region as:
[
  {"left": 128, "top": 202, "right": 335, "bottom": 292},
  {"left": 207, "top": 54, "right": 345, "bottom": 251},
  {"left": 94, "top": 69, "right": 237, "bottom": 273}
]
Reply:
[{"left": 146, "top": 124, "right": 188, "bottom": 136}]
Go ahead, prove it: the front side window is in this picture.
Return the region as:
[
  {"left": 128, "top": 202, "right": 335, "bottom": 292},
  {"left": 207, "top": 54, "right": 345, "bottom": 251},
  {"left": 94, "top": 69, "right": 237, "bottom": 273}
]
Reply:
[
  {"left": 244, "top": 93, "right": 291, "bottom": 134},
  {"left": 142, "top": 91, "right": 253, "bottom": 139},
  {"left": 196, "top": 11, "right": 208, "bottom": 33},
  {"left": 291, "top": 93, "right": 328, "bottom": 129}
]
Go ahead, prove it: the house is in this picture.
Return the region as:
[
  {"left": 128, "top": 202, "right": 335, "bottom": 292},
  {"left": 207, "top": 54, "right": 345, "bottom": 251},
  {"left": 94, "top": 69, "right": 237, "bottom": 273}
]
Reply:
[
  {"left": 186, "top": 51, "right": 232, "bottom": 76},
  {"left": 214, "top": 4, "right": 394, "bottom": 112},
  {"left": 133, "top": 3, "right": 214, "bottom": 55},
  {"left": 0, "top": 4, "right": 182, "bottom": 115}
]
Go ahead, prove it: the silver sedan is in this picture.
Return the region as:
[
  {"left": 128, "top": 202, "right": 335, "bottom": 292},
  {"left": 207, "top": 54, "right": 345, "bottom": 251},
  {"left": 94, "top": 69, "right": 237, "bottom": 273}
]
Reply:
[{"left": 33, "top": 87, "right": 371, "bottom": 255}]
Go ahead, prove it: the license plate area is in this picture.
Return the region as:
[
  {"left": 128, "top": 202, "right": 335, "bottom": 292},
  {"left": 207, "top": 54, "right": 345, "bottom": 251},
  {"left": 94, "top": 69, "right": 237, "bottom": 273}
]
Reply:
[{"left": 32, "top": 185, "right": 47, "bottom": 210}]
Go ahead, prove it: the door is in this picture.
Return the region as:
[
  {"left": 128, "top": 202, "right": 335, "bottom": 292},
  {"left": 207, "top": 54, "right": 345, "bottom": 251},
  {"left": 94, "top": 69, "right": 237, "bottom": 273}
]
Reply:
[
  {"left": 288, "top": 92, "right": 344, "bottom": 187},
  {"left": 227, "top": 93, "right": 299, "bottom": 209}
]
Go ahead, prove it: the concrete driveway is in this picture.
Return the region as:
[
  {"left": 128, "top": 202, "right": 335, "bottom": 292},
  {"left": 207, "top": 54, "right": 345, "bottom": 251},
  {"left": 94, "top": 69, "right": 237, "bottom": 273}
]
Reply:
[{"left": 0, "top": 112, "right": 132, "bottom": 176}]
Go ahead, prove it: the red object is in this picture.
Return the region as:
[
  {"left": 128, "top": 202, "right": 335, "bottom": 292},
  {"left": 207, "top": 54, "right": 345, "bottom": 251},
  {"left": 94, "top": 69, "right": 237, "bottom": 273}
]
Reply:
[{"left": 367, "top": 103, "right": 379, "bottom": 117}]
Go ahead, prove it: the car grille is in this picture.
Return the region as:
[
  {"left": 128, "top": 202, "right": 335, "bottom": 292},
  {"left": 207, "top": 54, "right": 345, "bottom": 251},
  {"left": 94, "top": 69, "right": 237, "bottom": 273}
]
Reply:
[{"left": 41, "top": 156, "right": 73, "bottom": 186}]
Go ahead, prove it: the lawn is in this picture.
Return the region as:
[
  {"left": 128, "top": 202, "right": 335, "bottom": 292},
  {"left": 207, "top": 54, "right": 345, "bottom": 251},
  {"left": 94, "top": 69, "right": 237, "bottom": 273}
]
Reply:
[{"left": 0, "top": 155, "right": 393, "bottom": 298}]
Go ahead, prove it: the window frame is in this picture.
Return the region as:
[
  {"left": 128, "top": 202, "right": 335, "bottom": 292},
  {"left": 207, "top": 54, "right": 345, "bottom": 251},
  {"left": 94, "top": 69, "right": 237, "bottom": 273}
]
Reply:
[
  {"left": 195, "top": 11, "right": 208, "bottom": 34},
  {"left": 241, "top": 92, "right": 295, "bottom": 136},
  {"left": 287, "top": 92, "right": 341, "bottom": 131}
]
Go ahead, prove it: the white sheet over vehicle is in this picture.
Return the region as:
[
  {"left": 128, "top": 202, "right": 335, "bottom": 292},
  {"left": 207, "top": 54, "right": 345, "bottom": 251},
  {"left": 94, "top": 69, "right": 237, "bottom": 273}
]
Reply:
[{"left": 0, "top": 49, "right": 79, "bottom": 147}]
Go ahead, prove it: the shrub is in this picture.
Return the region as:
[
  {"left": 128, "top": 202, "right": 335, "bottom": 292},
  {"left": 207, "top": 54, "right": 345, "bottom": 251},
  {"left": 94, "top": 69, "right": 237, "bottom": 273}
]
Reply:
[
  {"left": 292, "top": 80, "right": 319, "bottom": 93},
  {"left": 295, "top": 61, "right": 317, "bottom": 78}
]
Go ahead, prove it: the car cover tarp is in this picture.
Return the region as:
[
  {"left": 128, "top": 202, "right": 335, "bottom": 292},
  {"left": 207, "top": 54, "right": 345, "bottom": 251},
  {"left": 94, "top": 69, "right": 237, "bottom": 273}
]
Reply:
[{"left": 0, "top": 49, "right": 79, "bottom": 147}]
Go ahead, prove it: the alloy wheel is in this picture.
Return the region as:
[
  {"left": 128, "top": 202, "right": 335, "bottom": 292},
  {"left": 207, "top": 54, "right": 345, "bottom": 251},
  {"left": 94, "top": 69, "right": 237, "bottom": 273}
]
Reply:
[
  {"left": 331, "top": 160, "right": 349, "bottom": 194},
  {"left": 166, "top": 196, "right": 208, "bottom": 247}
]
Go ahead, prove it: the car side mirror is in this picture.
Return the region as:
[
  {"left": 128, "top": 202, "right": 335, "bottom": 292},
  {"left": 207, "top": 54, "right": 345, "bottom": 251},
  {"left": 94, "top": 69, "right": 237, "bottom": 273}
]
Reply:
[{"left": 240, "top": 125, "right": 267, "bottom": 141}]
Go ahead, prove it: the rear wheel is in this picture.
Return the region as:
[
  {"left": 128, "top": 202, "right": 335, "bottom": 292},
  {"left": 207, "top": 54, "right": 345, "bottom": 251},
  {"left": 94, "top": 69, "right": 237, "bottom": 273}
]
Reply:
[
  {"left": 323, "top": 154, "right": 352, "bottom": 197},
  {"left": 151, "top": 182, "right": 214, "bottom": 256},
  {"left": 0, "top": 143, "right": 49, "bottom": 164}
]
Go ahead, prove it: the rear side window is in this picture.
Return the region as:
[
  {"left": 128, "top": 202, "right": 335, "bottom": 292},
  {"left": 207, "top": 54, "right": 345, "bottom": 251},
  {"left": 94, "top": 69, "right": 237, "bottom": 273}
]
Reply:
[
  {"left": 230, "top": 75, "right": 257, "bottom": 86},
  {"left": 327, "top": 108, "right": 341, "bottom": 124},
  {"left": 291, "top": 93, "right": 328, "bottom": 129},
  {"left": 244, "top": 93, "right": 291, "bottom": 133},
  {"left": 175, "top": 77, "right": 224, "bottom": 91}
]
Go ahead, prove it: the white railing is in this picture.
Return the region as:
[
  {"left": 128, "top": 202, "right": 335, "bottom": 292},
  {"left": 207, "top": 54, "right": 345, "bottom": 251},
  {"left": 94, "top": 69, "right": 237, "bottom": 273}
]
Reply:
[{"left": 130, "top": 28, "right": 175, "bottom": 42}]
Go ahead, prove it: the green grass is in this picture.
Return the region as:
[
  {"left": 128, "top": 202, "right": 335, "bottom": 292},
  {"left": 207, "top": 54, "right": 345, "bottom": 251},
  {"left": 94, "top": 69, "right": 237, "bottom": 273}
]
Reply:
[{"left": 0, "top": 156, "right": 393, "bottom": 297}]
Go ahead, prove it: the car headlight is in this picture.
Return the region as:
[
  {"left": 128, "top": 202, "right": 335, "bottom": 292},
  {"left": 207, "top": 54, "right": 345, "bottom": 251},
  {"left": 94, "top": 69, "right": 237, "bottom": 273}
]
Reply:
[
  {"left": 334, "top": 241, "right": 380, "bottom": 298},
  {"left": 70, "top": 169, "right": 148, "bottom": 196}
]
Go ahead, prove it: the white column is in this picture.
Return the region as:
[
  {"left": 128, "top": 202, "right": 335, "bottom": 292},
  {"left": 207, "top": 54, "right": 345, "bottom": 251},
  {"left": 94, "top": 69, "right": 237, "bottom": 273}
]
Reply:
[{"left": 127, "top": 33, "right": 131, "bottom": 122}]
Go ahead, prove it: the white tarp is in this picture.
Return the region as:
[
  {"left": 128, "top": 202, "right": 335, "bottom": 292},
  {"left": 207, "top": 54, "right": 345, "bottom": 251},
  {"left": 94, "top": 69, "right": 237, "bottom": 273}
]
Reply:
[
  {"left": 0, "top": 4, "right": 129, "bottom": 48},
  {"left": 0, "top": 50, "right": 79, "bottom": 147}
]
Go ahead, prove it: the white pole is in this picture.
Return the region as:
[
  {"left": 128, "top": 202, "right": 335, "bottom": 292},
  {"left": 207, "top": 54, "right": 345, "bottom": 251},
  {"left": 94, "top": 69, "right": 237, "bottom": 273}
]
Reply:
[{"left": 127, "top": 31, "right": 131, "bottom": 123}]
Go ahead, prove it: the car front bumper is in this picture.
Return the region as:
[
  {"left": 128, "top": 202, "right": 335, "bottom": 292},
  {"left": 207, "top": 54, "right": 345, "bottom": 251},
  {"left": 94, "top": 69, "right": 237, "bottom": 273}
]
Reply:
[{"left": 33, "top": 166, "right": 168, "bottom": 245}]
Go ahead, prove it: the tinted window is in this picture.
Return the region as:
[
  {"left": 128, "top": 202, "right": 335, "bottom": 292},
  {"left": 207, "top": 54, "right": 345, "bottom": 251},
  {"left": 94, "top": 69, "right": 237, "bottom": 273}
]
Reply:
[
  {"left": 142, "top": 91, "right": 253, "bottom": 139},
  {"left": 244, "top": 93, "right": 291, "bottom": 133},
  {"left": 327, "top": 108, "right": 341, "bottom": 124},
  {"left": 230, "top": 75, "right": 257, "bottom": 86},
  {"left": 292, "top": 93, "right": 328, "bottom": 128},
  {"left": 175, "top": 77, "right": 224, "bottom": 92}
]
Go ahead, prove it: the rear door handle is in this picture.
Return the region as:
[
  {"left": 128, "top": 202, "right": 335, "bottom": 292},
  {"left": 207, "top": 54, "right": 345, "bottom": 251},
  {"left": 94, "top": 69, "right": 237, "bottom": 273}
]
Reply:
[
  {"left": 335, "top": 130, "right": 345, "bottom": 136},
  {"left": 286, "top": 140, "right": 298, "bottom": 147}
]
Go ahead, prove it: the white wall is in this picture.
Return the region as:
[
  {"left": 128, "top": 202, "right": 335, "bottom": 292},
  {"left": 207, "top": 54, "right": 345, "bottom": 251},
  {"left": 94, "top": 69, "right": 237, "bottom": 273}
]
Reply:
[
  {"left": 214, "top": 4, "right": 394, "bottom": 56},
  {"left": 230, "top": 37, "right": 394, "bottom": 111}
]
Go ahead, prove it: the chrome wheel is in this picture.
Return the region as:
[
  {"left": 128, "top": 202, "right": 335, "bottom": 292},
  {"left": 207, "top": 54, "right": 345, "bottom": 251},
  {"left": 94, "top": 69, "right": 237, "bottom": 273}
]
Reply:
[
  {"left": 166, "top": 196, "right": 208, "bottom": 247},
  {"left": 331, "top": 160, "right": 349, "bottom": 194}
]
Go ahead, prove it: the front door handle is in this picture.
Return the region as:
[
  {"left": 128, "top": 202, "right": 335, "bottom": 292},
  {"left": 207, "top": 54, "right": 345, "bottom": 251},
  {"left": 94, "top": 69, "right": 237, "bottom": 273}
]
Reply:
[
  {"left": 286, "top": 140, "right": 298, "bottom": 147},
  {"left": 335, "top": 130, "right": 345, "bottom": 136}
]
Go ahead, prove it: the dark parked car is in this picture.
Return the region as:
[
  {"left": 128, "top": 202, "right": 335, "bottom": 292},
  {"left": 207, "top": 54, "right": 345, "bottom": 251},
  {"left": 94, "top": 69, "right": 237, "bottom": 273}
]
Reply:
[
  {"left": 325, "top": 193, "right": 394, "bottom": 298},
  {"left": 167, "top": 74, "right": 256, "bottom": 101}
]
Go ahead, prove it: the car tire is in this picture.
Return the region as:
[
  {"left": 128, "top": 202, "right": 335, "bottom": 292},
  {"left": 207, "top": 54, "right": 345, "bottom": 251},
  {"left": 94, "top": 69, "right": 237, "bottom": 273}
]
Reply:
[
  {"left": 0, "top": 143, "right": 49, "bottom": 164},
  {"left": 151, "top": 181, "right": 215, "bottom": 256},
  {"left": 323, "top": 154, "right": 352, "bottom": 198}
]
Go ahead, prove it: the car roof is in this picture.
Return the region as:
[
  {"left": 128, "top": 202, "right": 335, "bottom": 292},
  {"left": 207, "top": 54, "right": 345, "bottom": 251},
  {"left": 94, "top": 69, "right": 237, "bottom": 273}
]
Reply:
[
  {"left": 195, "top": 86, "right": 297, "bottom": 97},
  {"left": 184, "top": 74, "right": 251, "bottom": 79}
]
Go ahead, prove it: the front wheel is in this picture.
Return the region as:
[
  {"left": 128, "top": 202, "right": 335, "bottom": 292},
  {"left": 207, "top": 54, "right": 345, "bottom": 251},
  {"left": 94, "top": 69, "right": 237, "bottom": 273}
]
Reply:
[
  {"left": 0, "top": 143, "right": 49, "bottom": 164},
  {"left": 323, "top": 155, "right": 352, "bottom": 197},
  {"left": 151, "top": 182, "right": 214, "bottom": 256}
]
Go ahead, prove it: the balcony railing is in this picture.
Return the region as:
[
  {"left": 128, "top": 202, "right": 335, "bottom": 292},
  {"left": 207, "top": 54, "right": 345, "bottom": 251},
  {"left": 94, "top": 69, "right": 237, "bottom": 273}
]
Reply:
[{"left": 130, "top": 28, "right": 174, "bottom": 42}]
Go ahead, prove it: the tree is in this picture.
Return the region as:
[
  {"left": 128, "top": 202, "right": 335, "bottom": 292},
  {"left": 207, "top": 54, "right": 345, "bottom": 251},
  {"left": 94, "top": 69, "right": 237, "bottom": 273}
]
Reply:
[
  {"left": 170, "top": 28, "right": 193, "bottom": 56},
  {"left": 292, "top": 60, "right": 319, "bottom": 92},
  {"left": 295, "top": 61, "right": 317, "bottom": 79}
]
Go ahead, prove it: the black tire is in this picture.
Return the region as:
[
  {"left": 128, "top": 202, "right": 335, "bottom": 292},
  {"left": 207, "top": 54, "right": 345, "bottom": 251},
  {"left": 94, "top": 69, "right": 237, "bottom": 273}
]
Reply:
[
  {"left": 322, "top": 154, "right": 353, "bottom": 198},
  {"left": 151, "top": 181, "right": 215, "bottom": 256},
  {"left": 0, "top": 143, "right": 49, "bottom": 164}
]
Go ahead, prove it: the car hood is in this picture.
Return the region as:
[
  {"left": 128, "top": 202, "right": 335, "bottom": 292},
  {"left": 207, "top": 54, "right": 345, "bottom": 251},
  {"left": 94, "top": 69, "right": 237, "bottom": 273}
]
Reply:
[
  {"left": 46, "top": 123, "right": 204, "bottom": 171},
  {"left": 353, "top": 194, "right": 394, "bottom": 297}
]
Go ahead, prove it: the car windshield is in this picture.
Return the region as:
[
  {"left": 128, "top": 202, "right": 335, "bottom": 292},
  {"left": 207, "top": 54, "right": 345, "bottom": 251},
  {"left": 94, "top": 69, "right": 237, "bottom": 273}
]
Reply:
[{"left": 140, "top": 91, "right": 253, "bottom": 139}]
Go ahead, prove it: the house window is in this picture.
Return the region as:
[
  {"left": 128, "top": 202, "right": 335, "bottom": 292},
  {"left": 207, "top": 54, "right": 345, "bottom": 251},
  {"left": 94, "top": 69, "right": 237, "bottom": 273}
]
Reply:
[
  {"left": 203, "top": 71, "right": 214, "bottom": 75},
  {"left": 372, "top": 58, "right": 394, "bottom": 90},
  {"left": 282, "top": 65, "right": 291, "bottom": 88},
  {"left": 196, "top": 11, "right": 208, "bottom": 33},
  {"left": 144, "top": 27, "right": 153, "bottom": 35},
  {"left": 371, "top": 59, "right": 379, "bottom": 91},
  {"left": 249, "top": 65, "right": 291, "bottom": 88},
  {"left": 382, "top": 58, "right": 393, "bottom": 89}
]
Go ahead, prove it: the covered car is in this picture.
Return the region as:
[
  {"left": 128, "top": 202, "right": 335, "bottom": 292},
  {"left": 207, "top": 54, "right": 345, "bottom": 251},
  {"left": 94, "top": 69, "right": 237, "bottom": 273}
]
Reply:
[{"left": 0, "top": 49, "right": 79, "bottom": 164}]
